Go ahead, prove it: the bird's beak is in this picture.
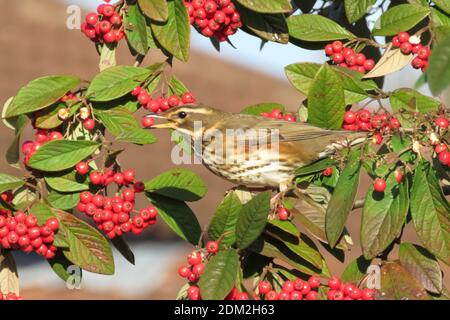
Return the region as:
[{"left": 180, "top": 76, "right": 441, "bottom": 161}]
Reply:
[{"left": 145, "top": 113, "right": 176, "bottom": 129}]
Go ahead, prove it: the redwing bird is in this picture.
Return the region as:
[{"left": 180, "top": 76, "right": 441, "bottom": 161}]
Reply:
[{"left": 149, "top": 105, "right": 366, "bottom": 189}]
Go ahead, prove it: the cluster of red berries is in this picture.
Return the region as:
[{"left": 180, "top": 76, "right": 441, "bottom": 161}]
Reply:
[
  {"left": 260, "top": 108, "right": 297, "bottom": 122},
  {"left": 342, "top": 110, "right": 401, "bottom": 134},
  {"left": 184, "top": 0, "right": 242, "bottom": 41},
  {"left": 0, "top": 292, "right": 23, "bottom": 300},
  {"left": 77, "top": 190, "right": 157, "bottom": 239},
  {"left": 325, "top": 41, "right": 375, "bottom": 74},
  {"left": 75, "top": 164, "right": 143, "bottom": 190},
  {"left": 259, "top": 275, "right": 375, "bottom": 300},
  {"left": 178, "top": 241, "right": 222, "bottom": 300},
  {"left": 81, "top": 1, "right": 124, "bottom": 44},
  {"left": 435, "top": 143, "right": 450, "bottom": 168},
  {"left": 372, "top": 169, "right": 403, "bottom": 193},
  {"left": 131, "top": 87, "right": 196, "bottom": 128},
  {"left": 57, "top": 103, "right": 95, "bottom": 132},
  {"left": 21, "top": 129, "right": 64, "bottom": 166},
  {"left": 392, "top": 32, "right": 430, "bottom": 72},
  {"left": 0, "top": 211, "right": 59, "bottom": 260}
]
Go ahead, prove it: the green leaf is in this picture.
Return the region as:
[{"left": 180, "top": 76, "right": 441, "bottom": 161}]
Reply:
[
  {"left": 146, "top": 193, "right": 201, "bottom": 245},
  {"left": 380, "top": 262, "right": 430, "bottom": 300},
  {"left": 361, "top": 173, "right": 409, "bottom": 259},
  {"left": 236, "top": 3, "right": 288, "bottom": 43},
  {"left": 138, "top": 0, "right": 168, "bottom": 22},
  {"left": 48, "top": 190, "right": 80, "bottom": 210},
  {"left": 5, "top": 75, "right": 81, "bottom": 118},
  {"left": 111, "top": 237, "right": 135, "bottom": 265},
  {"left": 295, "top": 158, "right": 338, "bottom": 176},
  {"left": 45, "top": 170, "right": 88, "bottom": 193},
  {"left": 434, "top": 0, "right": 450, "bottom": 14},
  {"left": 308, "top": 63, "right": 345, "bottom": 129},
  {"left": 399, "top": 243, "right": 442, "bottom": 294},
  {"left": 427, "top": 35, "right": 450, "bottom": 96},
  {"left": 168, "top": 75, "right": 189, "bottom": 95},
  {"left": 0, "top": 252, "right": 19, "bottom": 296},
  {"left": 341, "top": 256, "right": 372, "bottom": 283},
  {"left": 151, "top": 0, "right": 190, "bottom": 62},
  {"left": 6, "top": 115, "right": 29, "bottom": 168},
  {"left": 99, "top": 43, "right": 117, "bottom": 72},
  {"left": 240, "top": 103, "right": 285, "bottom": 116},
  {"left": 344, "top": 0, "right": 376, "bottom": 23},
  {"left": 249, "top": 236, "right": 324, "bottom": 276},
  {"left": 31, "top": 203, "right": 114, "bottom": 274},
  {"left": 267, "top": 220, "right": 300, "bottom": 239},
  {"left": 48, "top": 251, "right": 81, "bottom": 282},
  {"left": 198, "top": 249, "right": 239, "bottom": 300},
  {"left": 410, "top": 161, "right": 450, "bottom": 264},
  {"left": 115, "top": 128, "right": 156, "bottom": 145},
  {"left": 145, "top": 168, "right": 207, "bottom": 202},
  {"left": 285, "top": 63, "right": 369, "bottom": 106},
  {"left": 325, "top": 149, "right": 362, "bottom": 247},
  {"left": 287, "top": 14, "right": 355, "bottom": 41},
  {"left": 207, "top": 191, "right": 242, "bottom": 247},
  {"left": 236, "top": 191, "right": 271, "bottom": 249},
  {"left": 28, "top": 140, "right": 100, "bottom": 172},
  {"left": 87, "top": 66, "right": 151, "bottom": 101},
  {"left": 0, "top": 173, "right": 24, "bottom": 193},
  {"left": 390, "top": 88, "right": 440, "bottom": 127},
  {"left": 431, "top": 7, "right": 450, "bottom": 28},
  {"left": 124, "top": 3, "right": 149, "bottom": 55},
  {"left": 235, "top": 0, "right": 292, "bottom": 13},
  {"left": 373, "top": 4, "right": 430, "bottom": 36}
]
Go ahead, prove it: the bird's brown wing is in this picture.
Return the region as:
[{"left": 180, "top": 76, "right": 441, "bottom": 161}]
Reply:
[{"left": 219, "top": 114, "right": 363, "bottom": 142}]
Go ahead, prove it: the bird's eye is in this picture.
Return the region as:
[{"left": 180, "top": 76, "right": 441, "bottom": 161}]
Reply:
[{"left": 178, "top": 111, "right": 187, "bottom": 119}]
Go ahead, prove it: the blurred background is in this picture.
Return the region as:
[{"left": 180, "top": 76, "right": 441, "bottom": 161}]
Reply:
[{"left": 0, "top": 0, "right": 448, "bottom": 299}]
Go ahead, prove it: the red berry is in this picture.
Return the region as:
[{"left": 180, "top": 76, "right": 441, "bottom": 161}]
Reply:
[
  {"left": 102, "top": 4, "right": 115, "bottom": 17},
  {"left": 331, "top": 41, "right": 343, "bottom": 53},
  {"left": 325, "top": 44, "right": 334, "bottom": 56},
  {"left": 134, "top": 181, "right": 145, "bottom": 192},
  {"left": 392, "top": 36, "right": 401, "bottom": 47},
  {"left": 342, "top": 47, "right": 354, "bottom": 58},
  {"left": 412, "top": 43, "right": 422, "bottom": 54},
  {"left": 282, "top": 280, "right": 295, "bottom": 293},
  {"left": 258, "top": 281, "right": 272, "bottom": 295},
  {"left": 187, "top": 252, "right": 202, "bottom": 265},
  {"left": 137, "top": 92, "right": 150, "bottom": 105},
  {"left": 355, "top": 53, "right": 366, "bottom": 66},
  {"left": 168, "top": 95, "right": 180, "bottom": 107},
  {"left": 192, "top": 0, "right": 205, "bottom": 9},
  {"left": 397, "top": 32, "right": 410, "bottom": 43},
  {"left": 110, "top": 13, "right": 122, "bottom": 26},
  {"left": 122, "top": 189, "right": 135, "bottom": 202},
  {"left": 206, "top": 241, "right": 219, "bottom": 254},
  {"left": 113, "top": 173, "right": 124, "bottom": 185},
  {"left": 131, "top": 86, "right": 142, "bottom": 96},
  {"left": 45, "top": 218, "right": 59, "bottom": 231},
  {"left": 25, "top": 215, "right": 38, "bottom": 228},
  {"left": 344, "top": 111, "right": 357, "bottom": 124},
  {"left": 412, "top": 57, "right": 425, "bottom": 69},
  {"left": 306, "top": 291, "right": 318, "bottom": 300},
  {"left": 435, "top": 143, "right": 448, "bottom": 154},
  {"left": 364, "top": 59, "right": 375, "bottom": 71},
  {"left": 417, "top": 46, "right": 431, "bottom": 60},
  {"left": 308, "top": 275, "right": 321, "bottom": 289},
  {"left": 400, "top": 42, "right": 412, "bottom": 55},
  {"left": 332, "top": 53, "right": 344, "bottom": 64},
  {"left": 327, "top": 276, "right": 341, "bottom": 290},
  {"left": 361, "top": 288, "right": 376, "bottom": 300},
  {"left": 439, "top": 151, "right": 450, "bottom": 165},
  {"left": 277, "top": 207, "right": 290, "bottom": 221},
  {"left": 99, "top": 20, "right": 112, "bottom": 34},
  {"left": 373, "top": 178, "right": 387, "bottom": 192},
  {"left": 141, "top": 116, "right": 154, "bottom": 128},
  {"left": 389, "top": 117, "right": 401, "bottom": 129},
  {"left": 85, "top": 13, "right": 98, "bottom": 26},
  {"left": 345, "top": 54, "right": 357, "bottom": 66},
  {"left": 89, "top": 172, "right": 103, "bottom": 185},
  {"left": 83, "top": 118, "right": 95, "bottom": 131},
  {"left": 322, "top": 167, "right": 333, "bottom": 177},
  {"left": 435, "top": 117, "right": 449, "bottom": 129},
  {"left": 178, "top": 265, "right": 191, "bottom": 278},
  {"left": 358, "top": 109, "right": 371, "bottom": 122},
  {"left": 75, "top": 161, "right": 89, "bottom": 175}
]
